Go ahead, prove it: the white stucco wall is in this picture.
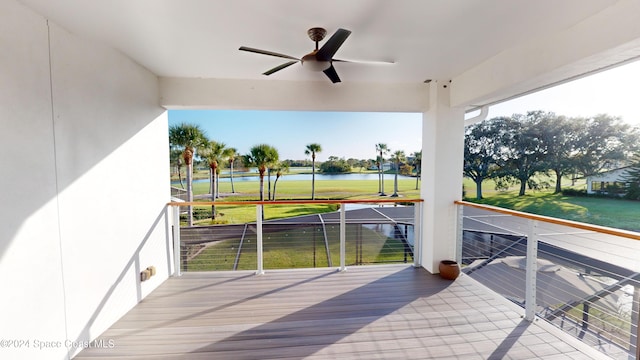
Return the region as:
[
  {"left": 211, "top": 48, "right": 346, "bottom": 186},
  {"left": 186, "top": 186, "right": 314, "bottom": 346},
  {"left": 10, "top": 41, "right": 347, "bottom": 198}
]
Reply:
[{"left": 0, "top": 1, "right": 170, "bottom": 359}]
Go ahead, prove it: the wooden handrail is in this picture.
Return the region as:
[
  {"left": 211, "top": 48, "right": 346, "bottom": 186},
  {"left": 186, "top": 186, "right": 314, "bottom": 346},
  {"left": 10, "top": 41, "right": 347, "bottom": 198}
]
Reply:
[
  {"left": 455, "top": 200, "right": 640, "bottom": 241},
  {"left": 168, "top": 198, "right": 423, "bottom": 207}
]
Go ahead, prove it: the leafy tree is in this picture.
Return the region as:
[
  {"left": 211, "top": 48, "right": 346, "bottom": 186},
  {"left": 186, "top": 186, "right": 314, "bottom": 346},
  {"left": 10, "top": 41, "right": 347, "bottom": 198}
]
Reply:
[
  {"left": 535, "top": 114, "right": 582, "bottom": 193},
  {"left": 391, "top": 150, "right": 406, "bottom": 197},
  {"left": 283, "top": 159, "right": 312, "bottom": 167},
  {"left": 400, "top": 164, "right": 413, "bottom": 176},
  {"left": 463, "top": 118, "right": 506, "bottom": 199},
  {"left": 346, "top": 158, "right": 360, "bottom": 170},
  {"left": 319, "top": 156, "right": 351, "bottom": 173},
  {"left": 412, "top": 151, "right": 422, "bottom": 190},
  {"left": 367, "top": 159, "right": 376, "bottom": 171},
  {"left": 623, "top": 153, "right": 640, "bottom": 200},
  {"left": 243, "top": 144, "right": 279, "bottom": 201},
  {"left": 169, "top": 123, "right": 207, "bottom": 226},
  {"left": 573, "top": 114, "right": 635, "bottom": 177},
  {"left": 495, "top": 112, "right": 548, "bottom": 196},
  {"left": 464, "top": 111, "right": 638, "bottom": 197},
  {"left": 376, "top": 143, "right": 389, "bottom": 196},
  {"left": 304, "top": 143, "right": 322, "bottom": 200}
]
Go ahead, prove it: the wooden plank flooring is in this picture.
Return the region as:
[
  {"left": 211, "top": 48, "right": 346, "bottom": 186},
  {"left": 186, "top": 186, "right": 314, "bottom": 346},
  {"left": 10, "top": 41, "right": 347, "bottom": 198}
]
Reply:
[{"left": 75, "top": 265, "right": 610, "bottom": 359}]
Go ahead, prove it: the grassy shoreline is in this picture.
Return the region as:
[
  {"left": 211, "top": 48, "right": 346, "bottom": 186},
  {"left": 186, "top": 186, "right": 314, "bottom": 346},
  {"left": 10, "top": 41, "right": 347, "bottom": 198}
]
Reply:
[
  {"left": 176, "top": 175, "right": 638, "bottom": 231},
  {"left": 180, "top": 178, "right": 419, "bottom": 225}
]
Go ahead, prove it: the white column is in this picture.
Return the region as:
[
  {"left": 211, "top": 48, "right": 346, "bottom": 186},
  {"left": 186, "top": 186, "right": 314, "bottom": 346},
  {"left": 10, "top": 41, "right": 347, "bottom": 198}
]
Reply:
[{"left": 420, "top": 80, "right": 465, "bottom": 273}]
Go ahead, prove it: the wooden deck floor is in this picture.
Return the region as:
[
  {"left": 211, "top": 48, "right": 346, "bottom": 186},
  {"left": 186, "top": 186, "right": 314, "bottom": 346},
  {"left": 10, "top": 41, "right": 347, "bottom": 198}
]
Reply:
[{"left": 75, "top": 265, "right": 609, "bottom": 359}]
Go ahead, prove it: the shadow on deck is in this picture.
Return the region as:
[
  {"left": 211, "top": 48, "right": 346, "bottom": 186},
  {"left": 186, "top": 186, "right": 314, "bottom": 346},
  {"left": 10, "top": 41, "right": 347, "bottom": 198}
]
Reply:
[{"left": 75, "top": 265, "right": 608, "bottom": 359}]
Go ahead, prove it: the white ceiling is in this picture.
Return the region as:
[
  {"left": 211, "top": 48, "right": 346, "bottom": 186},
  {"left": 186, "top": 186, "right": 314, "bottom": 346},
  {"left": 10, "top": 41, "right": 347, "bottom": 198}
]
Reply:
[{"left": 19, "top": 0, "right": 621, "bottom": 87}]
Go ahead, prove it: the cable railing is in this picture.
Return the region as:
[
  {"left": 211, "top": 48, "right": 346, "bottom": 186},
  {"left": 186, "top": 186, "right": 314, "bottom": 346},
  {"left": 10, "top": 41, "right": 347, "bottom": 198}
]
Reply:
[
  {"left": 168, "top": 199, "right": 423, "bottom": 274},
  {"left": 456, "top": 200, "right": 640, "bottom": 360},
  {"left": 170, "top": 186, "right": 187, "bottom": 201}
]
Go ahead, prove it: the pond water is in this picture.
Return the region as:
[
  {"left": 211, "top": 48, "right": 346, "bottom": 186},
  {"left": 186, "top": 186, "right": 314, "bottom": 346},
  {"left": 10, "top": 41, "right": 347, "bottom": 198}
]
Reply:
[{"left": 186, "top": 173, "right": 412, "bottom": 183}]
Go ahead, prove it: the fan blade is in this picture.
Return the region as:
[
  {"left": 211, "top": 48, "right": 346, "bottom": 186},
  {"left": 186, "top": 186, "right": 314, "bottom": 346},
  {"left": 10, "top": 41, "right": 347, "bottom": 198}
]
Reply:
[
  {"left": 333, "top": 58, "right": 395, "bottom": 65},
  {"left": 323, "top": 64, "right": 341, "bottom": 83},
  {"left": 263, "top": 61, "right": 299, "bottom": 76},
  {"left": 239, "top": 46, "right": 300, "bottom": 61},
  {"left": 316, "top": 28, "right": 351, "bottom": 61}
]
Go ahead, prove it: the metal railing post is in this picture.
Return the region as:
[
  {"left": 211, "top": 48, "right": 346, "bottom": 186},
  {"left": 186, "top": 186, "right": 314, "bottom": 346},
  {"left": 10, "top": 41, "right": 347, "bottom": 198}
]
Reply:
[
  {"left": 525, "top": 219, "right": 538, "bottom": 321},
  {"left": 339, "top": 204, "right": 346, "bottom": 272},
  {"left": 413, "top": 202, "right": 422, "bottom": 267},
  {"left": 631, "top": 286, "right": 640, "bottom": 359},
  {"left": 172, "top": 204, "right": 181, "bottom": 277},
  {"left": 256, "top": 204, "right": 264, "bottom": 275},
  {"left": 456, "top": 203, "right": 463, "bottom": 264}
]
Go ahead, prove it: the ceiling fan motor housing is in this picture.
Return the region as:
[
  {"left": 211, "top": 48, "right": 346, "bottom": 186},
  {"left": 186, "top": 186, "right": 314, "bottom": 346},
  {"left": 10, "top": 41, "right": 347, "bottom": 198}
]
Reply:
[{"left": 301, "top": 52, "right": 331, "bottom": 71}]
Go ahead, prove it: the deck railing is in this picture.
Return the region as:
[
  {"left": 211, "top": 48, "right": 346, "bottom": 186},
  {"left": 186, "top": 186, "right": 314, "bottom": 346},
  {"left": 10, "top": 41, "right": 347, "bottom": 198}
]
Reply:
[
  {"left": 168, "top": 199, "right": 423, "bottom": 275},
  {"left": 456, "top": 200, "right": 640, "bottom": 360}
]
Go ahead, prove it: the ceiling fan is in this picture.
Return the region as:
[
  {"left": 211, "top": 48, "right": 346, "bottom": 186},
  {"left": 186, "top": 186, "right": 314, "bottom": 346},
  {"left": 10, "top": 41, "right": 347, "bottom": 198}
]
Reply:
[{"left": 239, "top": 27, "right": 392, "bottom": 83}]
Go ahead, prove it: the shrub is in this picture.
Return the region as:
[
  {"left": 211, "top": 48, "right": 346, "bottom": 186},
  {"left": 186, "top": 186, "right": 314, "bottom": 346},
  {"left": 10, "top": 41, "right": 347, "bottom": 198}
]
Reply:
[
  {"left": 319, "top": 158, "right": 351, "bottom": 173},
  {"left": 624, "top": 183, "right": 640, "bottom": 201},
  {"left": 561, "top": 188, "right": 588, "bottom": 197},
  {"left": 180, "top": 207, "right": 212, "bottom": 222}
]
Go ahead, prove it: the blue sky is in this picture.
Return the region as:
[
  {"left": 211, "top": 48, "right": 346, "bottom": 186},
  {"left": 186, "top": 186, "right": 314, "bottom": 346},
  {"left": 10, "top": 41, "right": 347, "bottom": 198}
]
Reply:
[
  {"left": 486, "top": 60, "right": 640, "bottom": 124},
  {"left": 169, "top": 61, "right": 640, "bottom": 162},
  {"left": 168, "top": 110, "right": 422, "bottom": 162}
]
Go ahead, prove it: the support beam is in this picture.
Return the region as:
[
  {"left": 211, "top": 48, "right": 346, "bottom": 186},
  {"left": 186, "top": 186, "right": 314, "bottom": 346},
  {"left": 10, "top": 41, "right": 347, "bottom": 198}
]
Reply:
[
  {"left": 160, "top": 77, "right": 430, "bottom": 112},
  {"left": 451, "top": 0, "right": 640, "bottom": 108},
  {"left": 420, "top": 80, "right": 465, "bottom": 273}
]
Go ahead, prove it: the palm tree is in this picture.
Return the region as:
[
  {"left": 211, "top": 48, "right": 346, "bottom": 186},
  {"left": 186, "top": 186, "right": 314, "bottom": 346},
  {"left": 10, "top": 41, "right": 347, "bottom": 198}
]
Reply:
[
  {"left": 243, "top": 144, "right": 279, "bottom": 201},
  {"left": 391, "top": 150, "right": 406, "bottom": 197},
  {"left": 412, "top": 150, "right": 422, "bottom": 190},
  {"left": 169, "top": 123, "right": 207, "bottom": 226},
  {"left": 304, "top": 143, "right": 322, "bottom": 200},
  {"left": 170, "top": 148, "right": 185, "bottom": 189},
  {"left": 201, "top": 140, "right": 226, "bottom": 220},
  {"left": 376, "top": 143, "right": 389, "bottom": 196},
  {"left": 271, "top": 162, "right": 290, "bottom": 201},
  {"left": 224, "top": 147, "right": 238, "bottom": 193}
]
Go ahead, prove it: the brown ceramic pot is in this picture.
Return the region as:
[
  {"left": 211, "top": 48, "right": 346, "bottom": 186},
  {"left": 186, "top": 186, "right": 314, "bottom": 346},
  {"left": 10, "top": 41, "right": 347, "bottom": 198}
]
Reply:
[{"left": 438, "top": 260, "right": 460, "bottom": 280}]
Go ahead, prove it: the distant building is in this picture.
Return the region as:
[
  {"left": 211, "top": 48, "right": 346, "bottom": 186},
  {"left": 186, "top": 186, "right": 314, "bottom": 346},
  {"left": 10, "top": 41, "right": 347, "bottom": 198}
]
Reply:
[
  {"left": 586, "top": 167, "right": 632, "bottom": 195},
  {"left": 369, "top": 162, "right": 393, "bottom": 171}
]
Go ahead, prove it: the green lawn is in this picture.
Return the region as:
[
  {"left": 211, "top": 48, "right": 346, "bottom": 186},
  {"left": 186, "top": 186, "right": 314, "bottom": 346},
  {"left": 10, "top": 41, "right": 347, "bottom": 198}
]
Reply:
[
  {"left": 191, "top": 178, "right": 420, "bottom": 199},
  {"left": 183, "top": 178, "right": 420, "bottom": 226},
  {"left": 464, "top": 177, "right": 640, "bottom": 232},
  {"left": 188, "top": 203, "right": 341, "bottom": 225},
  {"left": 183, "top": 224, "right": 410, "bottom": 271},
  {"left": 182, "top": 175, "right": 640, "bottom": 231}
]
